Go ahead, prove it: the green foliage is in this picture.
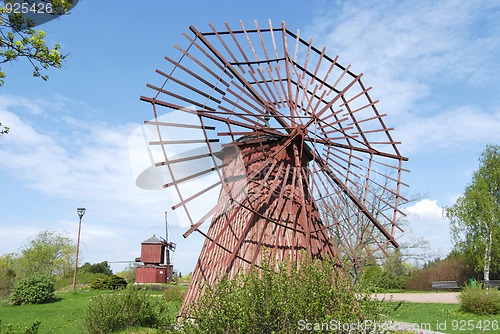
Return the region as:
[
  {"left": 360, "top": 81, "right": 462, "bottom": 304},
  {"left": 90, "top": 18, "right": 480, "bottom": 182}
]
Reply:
[
  {"left": 459, "top": 286, "right": 500, "bottom": 315},
  {"left": 15, "top": 230, "right": 75, "bottom": 279},
  {"left": 0, "top": 230, "right": 77, "bottom": 295},
  {"left": 0, "top": 1, "right": 74, "bottom": 86},
  {"left": 379, "top": 249, "right": 415, "bottom": 290},
  {"left": 0, "top": 319, "right": 41, "bottom": 334},
  {"left": 0, "top": 122, "right": 8, "bottom": 135},
  {"left": 10, "top": 275, "right": 55, "bottom": 305},
  {"left": 359, "top": 250, "right": 415, "bottom": 291},
  {"left": 405, "top": 257, "right": 470, "bottom": 291},
  {"left": 445, "top": 145, "right": 500, "bottom": 279},
  {"left": 90, "top": 275, "right": 128, "bottom": 290},
  {"left": 0, "top": 254, "right": 16, "bottom": 298},
  {"left": 179, "top": 256, "right": 384, "bottom": 334},
  {"left": 359, "top": 265, "right": 384, "bottom": 291},
  {"left": 79, "top": 261, "right": 113, "bottom": 276},
  {"left": 54, "top": 272, "right": 108, "bottom": 291},
  {"left": 163, "top": 284, "right": 186, "bottom": 303},
  {"left": 178, "top": 272, "right": 192, "bottom": 284},
  {"left": 84, "top": 287, "right": 176, "bottom": 334},
  {"left": 0, "top": 1, "right": 75, "bottom": 134},
  {"left": 116, "top": 263, "right": 137, "bottom": 284}
]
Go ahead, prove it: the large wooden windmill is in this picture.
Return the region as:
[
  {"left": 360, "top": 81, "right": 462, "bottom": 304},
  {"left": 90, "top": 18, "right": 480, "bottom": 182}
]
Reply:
[{"left": 140, "top": 20, "right": 408, "bottom": 312}]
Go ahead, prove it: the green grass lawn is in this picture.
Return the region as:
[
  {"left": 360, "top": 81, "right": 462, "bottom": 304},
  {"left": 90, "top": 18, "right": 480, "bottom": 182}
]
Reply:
[
  {"left": 0, "top": 287, "right": 180, "bottom": 334},
  {"left": 386, "top": 302, "right": 500, "bottom": 334},
  {"left": 3, "top": 289, "right": 500, "bottom": 334},
  {"left": 0, "top": 290, "right": 110, "bottom": 333}
]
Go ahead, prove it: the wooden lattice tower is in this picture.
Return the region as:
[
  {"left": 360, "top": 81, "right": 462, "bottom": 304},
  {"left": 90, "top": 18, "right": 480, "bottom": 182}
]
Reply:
[{"left": 140, "top": 20, "right": 409, "bottom": 313}]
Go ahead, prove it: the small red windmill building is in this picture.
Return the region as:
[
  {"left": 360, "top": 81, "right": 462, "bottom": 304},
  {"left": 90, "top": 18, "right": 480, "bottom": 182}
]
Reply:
[{"left": 135, "top": 218, "right": 175, "bottom": 283}]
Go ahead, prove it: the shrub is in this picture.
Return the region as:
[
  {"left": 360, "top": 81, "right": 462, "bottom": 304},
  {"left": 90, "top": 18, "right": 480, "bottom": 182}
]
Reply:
[
  {"left": 90, "top": 275, "right": 128, "bottom": 290},
  {"left": 459, "top": 286, "right": 500, "bottom": 315},
  {"left": 0, "top": 254, "right": 17, "bottom": 298},
  {"left": 359, "top": 265, "right": 384, "bottom": 291},
  {"left": 84, "top": 287, "right": 176, "bottom": 333},
  {"left": 179, "top": 256, "right": 384, "bottom": 333},
  {"left": 405, "top": 257, "right": 470, "bottom": 291},
  {"left": 0, "top": 319, "right": 41, "bottom": 334},
  {"left": 79, "top": 261, "right": 113, "bottom": 276},
  {"left": 378, "top": 270, "right": 410, "bottom": 290},
  {"left": 116, "top": 263, "right": 137, "bottom": 284},
  {"left": 359, "top": 265, "right": 413, "bottom": 291},
  {"left": 10, "top": 275, "right": 55, "bottom": 305},
  {"left": 179, "top": 272, "right": 192, "bottom": 284},
  {"left": 163, "top": 284, "right": 186, "bottom": 302}
]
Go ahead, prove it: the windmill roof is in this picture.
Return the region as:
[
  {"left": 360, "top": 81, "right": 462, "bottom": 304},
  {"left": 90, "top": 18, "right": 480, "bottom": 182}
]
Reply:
[{"left": 141, "top": 235, "right": 162, "bottom": 244}]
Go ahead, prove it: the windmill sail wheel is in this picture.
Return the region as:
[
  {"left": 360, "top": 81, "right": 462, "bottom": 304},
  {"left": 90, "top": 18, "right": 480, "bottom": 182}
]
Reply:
[{"left": 140, "top": 20, "right": 408, "bottom": 311}]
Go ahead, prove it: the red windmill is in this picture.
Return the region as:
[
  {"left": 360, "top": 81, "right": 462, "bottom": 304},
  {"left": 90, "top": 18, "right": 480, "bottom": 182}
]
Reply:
[{"left": 140, "top": 20, "right": 408, "bottom": 312}]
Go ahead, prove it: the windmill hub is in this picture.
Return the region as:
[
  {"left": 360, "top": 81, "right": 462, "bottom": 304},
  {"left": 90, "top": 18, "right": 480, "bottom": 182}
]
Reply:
[{"left": 287, "top": 124, "right": 309, "bottom": 141}]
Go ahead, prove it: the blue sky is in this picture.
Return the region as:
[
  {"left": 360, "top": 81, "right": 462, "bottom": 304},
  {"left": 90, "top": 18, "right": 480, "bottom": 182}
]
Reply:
[{"left": 1, "top": 0, "right": 499, "bottom": 275}]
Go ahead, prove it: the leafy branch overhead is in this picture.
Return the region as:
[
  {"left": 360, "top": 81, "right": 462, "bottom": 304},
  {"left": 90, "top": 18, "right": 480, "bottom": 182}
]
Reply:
[
  {"left": 0, "top": 0, "right": 75, "bottom": 86},
  {"left": 0, "top": 122, "right": 8, "bottom": 134}
]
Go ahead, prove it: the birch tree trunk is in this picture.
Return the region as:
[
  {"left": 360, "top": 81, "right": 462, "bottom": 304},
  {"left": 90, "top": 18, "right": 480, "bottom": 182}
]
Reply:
[{"left": 484, "top": 227, "right": 492, "bottom": 285}]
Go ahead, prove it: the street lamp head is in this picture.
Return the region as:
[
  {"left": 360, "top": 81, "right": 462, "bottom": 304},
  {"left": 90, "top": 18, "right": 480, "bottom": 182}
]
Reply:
[{"left": 77, "top": 208, "right": 86, "bottom": 219}]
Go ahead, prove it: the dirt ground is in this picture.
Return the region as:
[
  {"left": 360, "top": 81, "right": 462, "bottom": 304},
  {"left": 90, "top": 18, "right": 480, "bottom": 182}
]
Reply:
[{"left": 374, "top": 292, "right": 459, "bottom": 304}]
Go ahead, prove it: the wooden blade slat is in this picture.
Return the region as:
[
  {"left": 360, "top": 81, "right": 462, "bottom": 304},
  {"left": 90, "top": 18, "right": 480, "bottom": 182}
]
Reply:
[
  {"left": 163, "top": 163, "right": 228, "bottom": 188},
  {"left": 208, "top": 22, "right": 244, "bottom": 73},
  {"left": 163, "top": 56, "right": 228, "bottom": 94},
  {"left": 173, "top": 44, "right": 231, "bottom": 87},
  {"left": 172, "top": 180, "right": 222, "bottom": 210},
  {"left": 182, "top": 32, "right": 233, "bottom": 78},
  {"left": 155, "top": 153, "right": 212, "bottom": 166},
  {"left": 154, "top": 69, "right": 222, "bottom": 104},
  {"left": 149, "top": 139, "right": 219, "bottom": 145},
  {"left": 146, "top": 83, "right": 215, "bottom": 111},
  {"left": 339, "top": 86, "right": 373, "bottom": 107},
  {"left": 341, "top": 100, "right": 379, "bottom": 117},
  {"left": 144, "top": 120, "right": 215, "bottom": 130}
]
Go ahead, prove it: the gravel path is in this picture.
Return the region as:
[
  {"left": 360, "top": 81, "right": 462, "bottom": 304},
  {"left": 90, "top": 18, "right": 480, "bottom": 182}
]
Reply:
[{"left": 374, "top": 292, "right": 460, "bottom": 304}]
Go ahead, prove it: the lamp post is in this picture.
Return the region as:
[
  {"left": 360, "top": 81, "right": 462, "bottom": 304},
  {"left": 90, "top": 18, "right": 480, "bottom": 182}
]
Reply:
[{"left": 72, "top": 208, "right": 86, "bottom": 292}]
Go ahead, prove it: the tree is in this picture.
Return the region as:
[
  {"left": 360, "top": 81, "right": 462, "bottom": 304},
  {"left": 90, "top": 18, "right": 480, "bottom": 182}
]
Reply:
[
  {"left": 0, "top": 122, "right": 8, "bottom": 135},
  {"left": 1, "top": 1, "right": 76, "bottom": 135},
  {"left": 0, "top": 253, "right": 17, "bottom": 297},
  {"left": 116, "top": 263, "right": 137, "bottom": 284},
  {"left": 320, "top": 169, "right": 432, "bottom": 283},
  {"left": 0, "top": 0, "right": 75, "bottom": 85},
  {"left": 80, "top": 261, "right": 113, "bottom": 276},
  {"left": 15, "top": 229, "right": 76, "bottom": 279},
  {"left": 445, "top": 145, "right": 500, "bottom": 283}
]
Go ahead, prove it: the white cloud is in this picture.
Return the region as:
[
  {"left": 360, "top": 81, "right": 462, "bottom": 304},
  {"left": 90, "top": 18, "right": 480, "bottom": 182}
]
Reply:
[
  {"left": 402, "top": 199, "right": 452, "bottom": 257},
  {"left": 405, "top": 199, "right": 444, "bottom": 221},
  {"left": 0, "top": 96, "right": 202, "bottom": 274},
  {"left": 0, "top": 106, "right": 164, "bottom": 222},
  {"left": 0, "top": 225, "right": 45, "bottom": 253},
  {"left": 395, "top": 107, "right": 500, "bottom": 153},
  {"left": 304, "top": 0, "right": 500, "bottom": 154}
]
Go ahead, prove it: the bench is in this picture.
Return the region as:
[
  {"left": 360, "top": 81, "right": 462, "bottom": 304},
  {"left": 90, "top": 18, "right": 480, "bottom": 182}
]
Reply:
[
  {"left": 480, "top": 280, "right": 500, "bottom": 288},
  {"left": 431, "top": 280, "right": 460, "bottom": 292}
]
